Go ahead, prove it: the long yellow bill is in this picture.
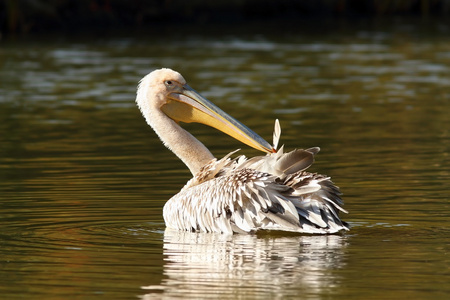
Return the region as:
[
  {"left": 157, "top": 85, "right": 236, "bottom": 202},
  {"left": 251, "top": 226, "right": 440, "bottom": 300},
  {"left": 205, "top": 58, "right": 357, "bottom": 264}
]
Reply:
[{"left": 162, "top": 84, "right": 274, "bottom": 153}]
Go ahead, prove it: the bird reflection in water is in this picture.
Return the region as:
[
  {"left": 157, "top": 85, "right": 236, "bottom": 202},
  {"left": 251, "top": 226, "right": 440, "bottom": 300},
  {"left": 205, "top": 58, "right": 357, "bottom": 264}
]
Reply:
[{"left": 141, "top": 229, "right": 347, "bottom": 299}]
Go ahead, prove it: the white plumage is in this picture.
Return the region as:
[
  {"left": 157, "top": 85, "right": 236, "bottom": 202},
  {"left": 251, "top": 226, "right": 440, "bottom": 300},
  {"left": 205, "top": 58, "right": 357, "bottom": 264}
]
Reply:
[{"left": 164, "top": 146, "right": 348, "bottom": 234}]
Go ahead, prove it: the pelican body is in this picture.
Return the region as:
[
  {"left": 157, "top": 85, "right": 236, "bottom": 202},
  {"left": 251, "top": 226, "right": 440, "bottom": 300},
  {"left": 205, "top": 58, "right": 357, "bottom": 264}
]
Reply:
[{"left": 136, "top": 68, "right": 348, "bottom": 234}]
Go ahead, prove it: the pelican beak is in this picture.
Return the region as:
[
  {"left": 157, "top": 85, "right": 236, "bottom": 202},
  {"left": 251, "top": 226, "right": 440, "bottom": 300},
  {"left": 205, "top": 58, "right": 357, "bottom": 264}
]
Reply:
[{"left": 162, "top": 84, "right": 274, "bottom": 153}]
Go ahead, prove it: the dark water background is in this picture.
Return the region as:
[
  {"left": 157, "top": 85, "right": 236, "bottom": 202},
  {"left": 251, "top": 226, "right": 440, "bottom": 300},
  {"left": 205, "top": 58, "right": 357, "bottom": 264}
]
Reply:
[{"left": 1, "top": 22, "right": 449, "bottom": 299}]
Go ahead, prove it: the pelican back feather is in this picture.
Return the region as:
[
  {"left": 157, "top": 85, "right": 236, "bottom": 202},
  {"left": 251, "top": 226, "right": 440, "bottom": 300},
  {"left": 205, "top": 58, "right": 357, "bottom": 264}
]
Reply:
[{"left": 163, "top": 148, "right": 348, "bottom": 234}]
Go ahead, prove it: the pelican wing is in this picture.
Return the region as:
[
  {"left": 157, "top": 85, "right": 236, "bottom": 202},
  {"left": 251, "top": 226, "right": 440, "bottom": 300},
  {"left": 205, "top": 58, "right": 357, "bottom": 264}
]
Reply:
[{"left": 163, "top": 149, "right": 348, "bottom": 234}]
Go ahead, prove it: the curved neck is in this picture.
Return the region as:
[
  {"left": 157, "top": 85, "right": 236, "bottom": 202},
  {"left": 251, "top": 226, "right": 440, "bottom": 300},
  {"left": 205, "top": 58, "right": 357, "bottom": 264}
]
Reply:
[{"left": 144, "top": 109, "right": 215, "bottom": 176}]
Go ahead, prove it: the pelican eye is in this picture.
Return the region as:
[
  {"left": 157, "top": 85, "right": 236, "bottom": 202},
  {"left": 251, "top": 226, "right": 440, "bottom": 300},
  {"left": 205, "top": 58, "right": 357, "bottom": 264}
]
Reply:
[{"left": 164, "top": 80, "right": 173, "bottom": 87}]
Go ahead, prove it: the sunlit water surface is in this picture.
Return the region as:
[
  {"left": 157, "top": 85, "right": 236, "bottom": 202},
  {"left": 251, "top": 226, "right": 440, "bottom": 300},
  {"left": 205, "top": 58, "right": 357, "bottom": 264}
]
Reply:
[{"left": 1, "top": 24, "right": 449, "bottom": 299}]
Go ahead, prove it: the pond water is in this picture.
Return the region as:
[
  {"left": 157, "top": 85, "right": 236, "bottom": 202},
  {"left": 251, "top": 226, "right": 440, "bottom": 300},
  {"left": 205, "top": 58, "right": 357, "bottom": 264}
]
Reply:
[{"left": 1, "top": 22, "right": 449, "bottom": 299}]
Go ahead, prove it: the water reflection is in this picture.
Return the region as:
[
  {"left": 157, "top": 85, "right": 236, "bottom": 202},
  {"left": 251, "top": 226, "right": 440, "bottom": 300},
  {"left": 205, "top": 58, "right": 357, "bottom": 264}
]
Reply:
[{"left": 142, "top": 229, "right": 347, "bottom": 299}]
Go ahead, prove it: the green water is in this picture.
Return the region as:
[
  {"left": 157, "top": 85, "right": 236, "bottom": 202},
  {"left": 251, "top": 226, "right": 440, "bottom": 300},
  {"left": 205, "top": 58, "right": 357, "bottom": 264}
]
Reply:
[{"left": 1, "top": 23, "right": 449, "bottom": 299}]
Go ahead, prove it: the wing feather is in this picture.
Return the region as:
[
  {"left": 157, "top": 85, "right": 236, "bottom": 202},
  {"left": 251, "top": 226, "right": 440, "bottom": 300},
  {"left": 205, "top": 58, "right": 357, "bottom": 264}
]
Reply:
[
  {"left": 273, "top": 119, "right": 281, "bottom": 150},
  {"left": 163, "top": 145, "right": 348, "bottom": 234},
  {"left": 276, "top": 149, "right": 314, "bottom": 174}
]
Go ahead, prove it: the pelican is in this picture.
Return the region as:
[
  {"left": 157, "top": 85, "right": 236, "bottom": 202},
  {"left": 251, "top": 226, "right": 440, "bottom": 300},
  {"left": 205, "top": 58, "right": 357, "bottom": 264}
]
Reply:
[{"left": 136, "top": 68, "right": 348, "bottom": 234}]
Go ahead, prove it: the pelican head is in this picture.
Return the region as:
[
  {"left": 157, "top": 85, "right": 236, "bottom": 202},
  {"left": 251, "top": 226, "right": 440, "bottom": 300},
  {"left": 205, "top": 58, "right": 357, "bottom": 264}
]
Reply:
[{"left": 137, "top": 68, "right": 274, "bottom": 153}]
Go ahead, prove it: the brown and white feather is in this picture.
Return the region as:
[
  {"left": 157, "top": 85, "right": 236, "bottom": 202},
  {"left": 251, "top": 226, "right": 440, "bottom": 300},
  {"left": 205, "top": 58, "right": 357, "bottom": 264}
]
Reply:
[{"left": 164, "top": 147, "right": 348, "bottom": 234}]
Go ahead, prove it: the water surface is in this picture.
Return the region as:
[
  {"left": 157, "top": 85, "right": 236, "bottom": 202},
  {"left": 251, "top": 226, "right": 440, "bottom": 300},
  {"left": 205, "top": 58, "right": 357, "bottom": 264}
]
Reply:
[{"left": 1, "top": 24, "right": 449, "bottom": 299}]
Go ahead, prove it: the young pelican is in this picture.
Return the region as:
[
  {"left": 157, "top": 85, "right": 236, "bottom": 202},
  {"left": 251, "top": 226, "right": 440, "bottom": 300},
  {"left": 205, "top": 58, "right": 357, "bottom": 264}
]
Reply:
[{"left": 136, "top": 68, "right": 348, "bottom": 234}]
